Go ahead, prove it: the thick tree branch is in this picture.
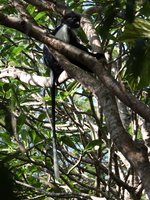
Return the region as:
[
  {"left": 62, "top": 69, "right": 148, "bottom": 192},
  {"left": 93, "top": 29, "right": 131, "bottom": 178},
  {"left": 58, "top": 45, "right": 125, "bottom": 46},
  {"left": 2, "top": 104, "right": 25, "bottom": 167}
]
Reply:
[
  {"left": 0, "top": 67, "right": 69, "bottom": 86},
  {"left": 81, "top": 10, "right": 103, "bottom": 53},
  {"left": 49, "top": 48, "right": 150, "bottom": 198},
  {"left": 10, "top": 0, "right": 37, "bottom": 24},
  {"left": 24, "top": 0, "right": 69, "bottom": 15}
]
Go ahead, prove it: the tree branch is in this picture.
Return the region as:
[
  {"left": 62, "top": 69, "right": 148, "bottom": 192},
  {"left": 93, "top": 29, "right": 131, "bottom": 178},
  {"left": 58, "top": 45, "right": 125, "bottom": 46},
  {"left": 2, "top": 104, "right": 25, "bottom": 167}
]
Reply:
[
  {"left": 16, "top": 180, "right": 100, "bottom": 199},
  {"left": 0, "top": 67, "right": 69, "bottom": 87}
]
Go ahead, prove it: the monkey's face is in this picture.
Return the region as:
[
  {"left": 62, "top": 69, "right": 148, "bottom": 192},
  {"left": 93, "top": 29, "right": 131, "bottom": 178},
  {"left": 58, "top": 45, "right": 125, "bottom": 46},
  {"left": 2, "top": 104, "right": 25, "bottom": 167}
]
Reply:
[{"left": 62, "top": 12, "right": 81, "bottom": 29}]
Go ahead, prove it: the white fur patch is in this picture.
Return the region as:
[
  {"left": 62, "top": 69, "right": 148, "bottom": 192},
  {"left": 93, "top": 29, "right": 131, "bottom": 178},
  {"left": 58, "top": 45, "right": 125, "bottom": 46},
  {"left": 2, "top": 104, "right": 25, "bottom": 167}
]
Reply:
[{"left": 55, "top": 24, "right": 70, "bottom": 43}]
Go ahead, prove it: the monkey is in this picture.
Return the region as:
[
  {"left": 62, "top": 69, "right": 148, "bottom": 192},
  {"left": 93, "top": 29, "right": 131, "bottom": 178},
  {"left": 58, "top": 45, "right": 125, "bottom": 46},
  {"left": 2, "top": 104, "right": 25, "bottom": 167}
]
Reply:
[{"left": 43, "top": 11, "right": 105, "bottom": 179}]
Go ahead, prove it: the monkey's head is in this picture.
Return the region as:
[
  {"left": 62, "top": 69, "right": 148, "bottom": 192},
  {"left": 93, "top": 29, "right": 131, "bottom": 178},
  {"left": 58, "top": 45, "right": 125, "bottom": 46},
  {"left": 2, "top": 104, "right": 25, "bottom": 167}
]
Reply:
[{"left": 62, "top": 12, "right": 81, "bottom": 29}]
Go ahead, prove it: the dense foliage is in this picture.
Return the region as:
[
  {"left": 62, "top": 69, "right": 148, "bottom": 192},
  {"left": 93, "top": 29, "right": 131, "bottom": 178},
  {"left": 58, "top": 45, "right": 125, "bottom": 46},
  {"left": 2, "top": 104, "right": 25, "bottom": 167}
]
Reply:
[{"left": 1, "top": 0, "right": 150, "bottom": 199}]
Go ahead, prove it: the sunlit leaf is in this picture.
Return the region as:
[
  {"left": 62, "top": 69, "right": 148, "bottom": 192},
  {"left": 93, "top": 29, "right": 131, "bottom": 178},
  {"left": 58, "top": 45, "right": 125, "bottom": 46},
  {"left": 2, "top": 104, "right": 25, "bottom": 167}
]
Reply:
[
  {"left": 120, "top": 17, "right": 150, "bottom": 42},
  {"left": 10, "top": 46, "right": 24, "bottom": 58},
  {"left": 84, "top": 139, "right": 102, "bottom": 152},
  {"left": 34, "top": 12, "right": 46, "bottom": 20}
]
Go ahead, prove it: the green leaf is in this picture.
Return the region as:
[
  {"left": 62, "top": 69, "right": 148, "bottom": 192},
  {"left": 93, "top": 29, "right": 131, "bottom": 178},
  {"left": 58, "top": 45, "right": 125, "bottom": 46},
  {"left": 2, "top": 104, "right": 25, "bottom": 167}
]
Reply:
[
  {"left": 27, "top": 4, "right": 36, "bottom": 14},
  {"left": 43, "top": 96, "right": 51, "bottom": 101},
  {"left": 126, "top": 0, "right": 135, "bottom": 23},
  {"left": 60, "top": 91, "right": 70, "bottom": 100},
  {"left": 10, "top": 46, "right": 24, "bottom": 57},
  {"left": 100, "top": 5, "right": 117, "bottom": 39},
  {"left": 124, "top": 38, "right": 150, "bottom": 89},
  {"left": 141, "top": 2, "right": 150, "bottom": 17},
  {"left": 29, "top": 130, "right": 41, "bottom": 144},
  {"left": 3, "top": 83, "right": 13, "bottom": 92},
  {"left": 67, "top": 80, "right": 79, "bottom": 92},
  {"left": 5, "top": 111, "right": 14, "bottom": 136},
  {"left": 120, "top": 17, "right": 150, "bottom": 89},
  {"left": 84, "top": 139, "right": 102, "bottom": 152},
  {"left": 20, "top": 129, "right": 28, "bottom": 145},
  {"left": 17, "top": 114, "right": 26, "bottom": 133},
  {"left": 34, "top": 12, "right": 46, "bottom": 20},
  {"left": 2, "top": 151, "right": 20, "bottom": 163},
  {"left": 0, "top": 133, "right": 11, "bottom": 145},
  {"left": 38, "top": 113, "right": 46, "bottom": 121},
  {"left": 61, "top": 135, "right": 77, "bottom": 150},
  {"left": 1, "top": 44, "right": 12, "bottom": 54},
  {"left": 120, "top": 17, "right": 150, "bottom": 42}
]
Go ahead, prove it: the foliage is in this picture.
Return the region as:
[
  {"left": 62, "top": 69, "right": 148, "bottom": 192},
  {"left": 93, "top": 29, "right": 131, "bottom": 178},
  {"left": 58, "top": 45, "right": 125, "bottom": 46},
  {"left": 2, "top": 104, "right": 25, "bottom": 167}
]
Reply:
[
  {"left": 120, "top": 17, "right": 150, "bottom": 89},
  {"left": 0, "top": 0, "right": 150, "bottom": 200}
]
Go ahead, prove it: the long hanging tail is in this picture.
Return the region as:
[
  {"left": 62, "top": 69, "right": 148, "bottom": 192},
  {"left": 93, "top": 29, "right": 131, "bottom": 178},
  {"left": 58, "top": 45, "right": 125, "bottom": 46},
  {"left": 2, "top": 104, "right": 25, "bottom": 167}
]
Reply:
[{"left": 51, "top": 70, "right": 60, "bottom": 179}]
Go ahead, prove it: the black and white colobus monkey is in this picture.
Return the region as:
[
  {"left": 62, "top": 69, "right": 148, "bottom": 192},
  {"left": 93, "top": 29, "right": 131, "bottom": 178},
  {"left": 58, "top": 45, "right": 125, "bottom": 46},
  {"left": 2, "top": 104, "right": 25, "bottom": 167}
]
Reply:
[{"left": 43, "top": 11, "right": 104, "bottom": 179}]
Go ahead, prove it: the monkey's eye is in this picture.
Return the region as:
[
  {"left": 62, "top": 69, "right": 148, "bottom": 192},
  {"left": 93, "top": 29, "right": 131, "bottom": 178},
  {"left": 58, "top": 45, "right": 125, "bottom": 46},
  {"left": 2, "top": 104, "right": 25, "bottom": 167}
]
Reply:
[
  {"left": 72, "top": 17, "right": 80, "bottom": 22},
  {"left": 66, "top": 16, "right": 72, "bottom": 19}
]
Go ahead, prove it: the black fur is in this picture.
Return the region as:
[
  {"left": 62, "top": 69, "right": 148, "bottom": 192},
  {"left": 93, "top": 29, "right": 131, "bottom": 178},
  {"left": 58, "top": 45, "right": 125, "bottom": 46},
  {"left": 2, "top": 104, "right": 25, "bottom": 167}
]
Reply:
[
  {"left": 43, "top": 12, "right": 104, "bottom": 178},
  {"left": 43, "top": 12, "right": 104, "bottom": 77}
]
